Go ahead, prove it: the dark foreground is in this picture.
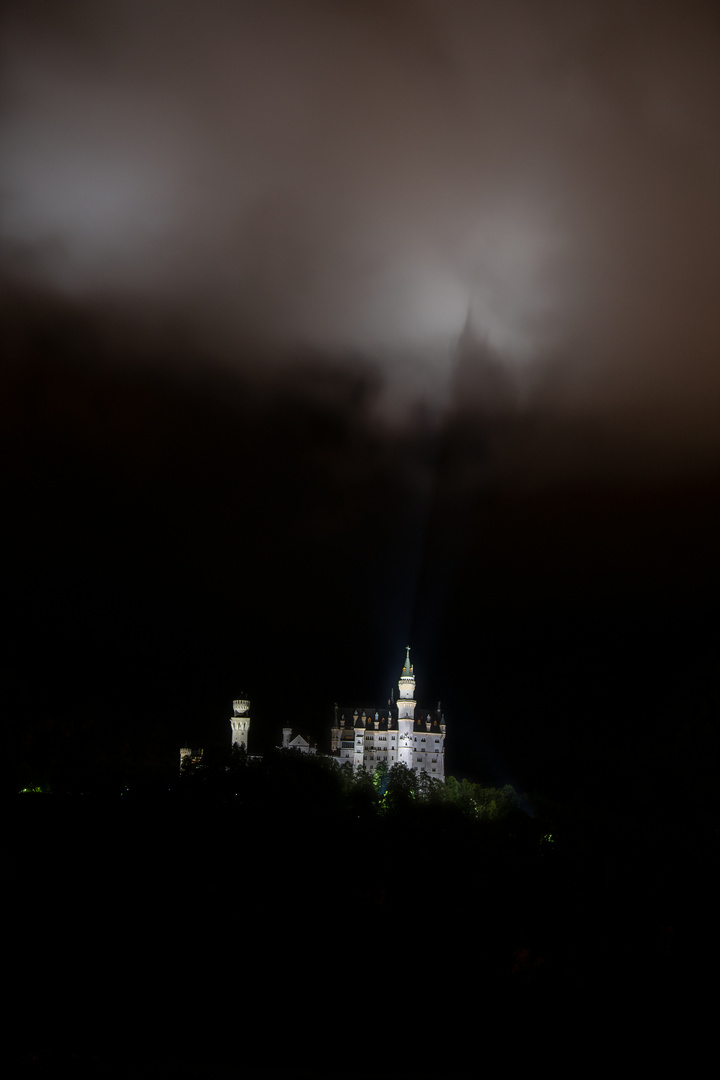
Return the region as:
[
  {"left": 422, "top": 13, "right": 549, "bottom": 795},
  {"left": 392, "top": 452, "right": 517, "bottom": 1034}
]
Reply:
[{"left": 8, "top": 762, "right": 718, "bottom": 1076}]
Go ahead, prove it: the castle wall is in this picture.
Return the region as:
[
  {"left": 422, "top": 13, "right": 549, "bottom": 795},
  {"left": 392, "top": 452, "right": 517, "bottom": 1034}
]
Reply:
[{"left": 332, "top": 718, "right": 445, "bottom": 778}]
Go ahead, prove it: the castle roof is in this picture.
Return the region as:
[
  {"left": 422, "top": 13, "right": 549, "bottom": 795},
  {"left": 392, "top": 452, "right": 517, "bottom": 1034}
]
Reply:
[
  {"left": 287, "top": 734, "right": 310, "bottom": 749},
  {"left": 400, "top": 645, "right": 413, "bottom": 677},
  {"left": 335, "top": 707, "right": 396, "bottom": 729},
  {"left": 333, "top": 706, "right": 442, "bottom": 731}
]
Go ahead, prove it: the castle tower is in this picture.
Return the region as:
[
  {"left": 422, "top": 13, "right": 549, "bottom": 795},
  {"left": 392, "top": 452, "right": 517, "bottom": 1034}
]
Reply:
[
  {"left": 230, "top": 698, "right": 251, "bottom": 751},
  {"left": 397, "top": 646, "right": 416, "bottom": 718},
  {"left": 397, "top": 646, "right": 416, "bottom": 768},
  {"left": 353, "top": 709, "right": 365, "bottom": 771},
  {"left": 330, "top": 645, "right": 444, "bottom": 777}
]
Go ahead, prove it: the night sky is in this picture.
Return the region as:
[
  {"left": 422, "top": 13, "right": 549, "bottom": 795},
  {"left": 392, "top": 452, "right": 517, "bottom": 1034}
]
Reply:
[{"left": 3, "top": 0, "right": 720, "bottom": 798}]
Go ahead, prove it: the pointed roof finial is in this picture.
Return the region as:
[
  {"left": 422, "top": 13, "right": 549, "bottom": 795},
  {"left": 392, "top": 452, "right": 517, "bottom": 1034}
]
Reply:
[{"left": 402, "top": 645, "right": 412, "bottom": 676}]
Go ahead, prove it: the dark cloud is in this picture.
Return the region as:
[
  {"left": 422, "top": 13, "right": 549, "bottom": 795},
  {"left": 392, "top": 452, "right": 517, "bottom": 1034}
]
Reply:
[
  {"left": 3, "top": 3, "right": 720, "bottom": 790},
  {"left": 3, "top": 0, "right": 719, "bottom": 473}
]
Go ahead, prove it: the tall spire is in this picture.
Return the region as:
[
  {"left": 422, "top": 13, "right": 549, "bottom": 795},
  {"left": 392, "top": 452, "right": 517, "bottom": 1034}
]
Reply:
[
  {"left": 398, "top": 646, "right": 416, "bottom": 706},
  {"left": 397, "top": 645, "right": 417, "bottom": 727}
]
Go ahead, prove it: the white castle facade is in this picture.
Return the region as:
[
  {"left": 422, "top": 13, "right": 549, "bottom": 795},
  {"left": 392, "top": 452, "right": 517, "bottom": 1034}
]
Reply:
[
  {"left": 330, "top": 647, "right": 446, "bottom": 779},
  {"left": 227, "top": 647, "right": 446, "bottom": 780}
]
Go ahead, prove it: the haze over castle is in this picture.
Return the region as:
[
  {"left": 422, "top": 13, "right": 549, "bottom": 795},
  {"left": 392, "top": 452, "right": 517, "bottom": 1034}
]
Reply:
[{"left": 228, "top": 647, "right": 446, "bottom": 779}]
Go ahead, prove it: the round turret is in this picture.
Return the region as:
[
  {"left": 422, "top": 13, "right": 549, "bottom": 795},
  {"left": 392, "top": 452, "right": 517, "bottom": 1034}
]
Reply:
[{"left": 231, "top": 698, "right": 251, "bottom": 750}]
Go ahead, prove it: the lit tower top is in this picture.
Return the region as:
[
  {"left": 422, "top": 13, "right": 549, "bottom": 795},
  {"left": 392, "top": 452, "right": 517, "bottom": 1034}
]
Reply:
[
  {"left": 397, "top": 646, "right": 416, "bottom": 721},
  {"left": 230, "top": 698, "right": 251, "bottom": 751}
]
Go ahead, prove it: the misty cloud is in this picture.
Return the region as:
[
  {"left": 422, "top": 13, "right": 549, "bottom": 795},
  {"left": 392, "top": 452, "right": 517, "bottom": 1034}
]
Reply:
[{"left": 2, "top": 0, "right": 720, "bottom": 473}]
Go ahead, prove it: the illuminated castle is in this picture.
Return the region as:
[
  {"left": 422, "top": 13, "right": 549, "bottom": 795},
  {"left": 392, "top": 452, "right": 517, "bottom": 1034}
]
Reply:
[
  {"left": 225, "top": 648, "right": 446, "bottom": 779},
  {"left": 329, "top": 647, "right": 446, "bottom": 779}
]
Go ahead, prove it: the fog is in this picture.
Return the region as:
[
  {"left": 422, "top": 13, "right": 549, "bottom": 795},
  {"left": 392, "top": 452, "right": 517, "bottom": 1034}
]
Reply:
[{"left": 3, "top": 0, "right": 720, "bottom": 474}]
